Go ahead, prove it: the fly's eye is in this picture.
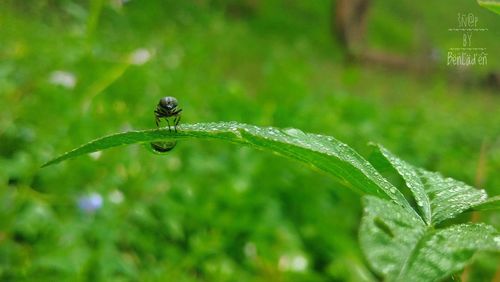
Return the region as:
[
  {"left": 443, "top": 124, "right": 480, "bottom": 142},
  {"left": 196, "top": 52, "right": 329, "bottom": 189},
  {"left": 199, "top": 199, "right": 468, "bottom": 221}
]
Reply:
[{"left": 159, "top": 96, "right": 178, "bottom": 109}]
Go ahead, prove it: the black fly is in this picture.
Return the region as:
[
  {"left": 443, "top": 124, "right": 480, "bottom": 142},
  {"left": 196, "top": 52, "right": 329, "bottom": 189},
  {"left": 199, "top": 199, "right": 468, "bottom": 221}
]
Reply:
[
  {"left": 150, "top": 96, "right": 182, "bottom": 154},
  {"left": 154, "top": 96, "right": 182, "bottom": 132}
]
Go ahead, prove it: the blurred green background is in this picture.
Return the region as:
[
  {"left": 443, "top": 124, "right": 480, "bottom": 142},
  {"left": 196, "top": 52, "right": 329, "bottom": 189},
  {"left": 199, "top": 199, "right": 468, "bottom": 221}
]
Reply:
[{"left": 1, "top": 0, "right": 499, "bottom": 281}]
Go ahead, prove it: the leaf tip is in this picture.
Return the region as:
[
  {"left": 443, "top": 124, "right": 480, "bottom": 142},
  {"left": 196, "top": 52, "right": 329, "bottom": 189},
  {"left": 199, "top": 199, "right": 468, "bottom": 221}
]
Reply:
[
  {"left": 41, "top": 158, "right": 60, "bottom": 168},
  {"left": 40, "top": 161, "right": 52, "bottom": 168}
]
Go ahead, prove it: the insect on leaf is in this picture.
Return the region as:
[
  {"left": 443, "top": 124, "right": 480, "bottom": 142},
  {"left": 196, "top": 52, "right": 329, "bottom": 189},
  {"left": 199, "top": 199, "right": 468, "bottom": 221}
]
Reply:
[{"left": 43, "top": 122, "right": 413, "bottom": 210}]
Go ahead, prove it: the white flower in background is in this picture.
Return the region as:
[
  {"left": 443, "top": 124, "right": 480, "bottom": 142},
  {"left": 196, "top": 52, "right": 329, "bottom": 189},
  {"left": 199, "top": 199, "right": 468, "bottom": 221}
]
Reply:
[
  {"left": 89, "top": 151, "right": 102, "bottom": 160},
  {"left": 278, "top": 254, "right": 308, "bottom": 272},
  {"left": 108, "top": 189, "right": 124, "bottom": 204},
  {"left": 49, "top": 70, "right": 76, "bottom": 89},
  {"left": 129, "top": 48, "right": 152, "bottom": 65},
  {"left": 77, "top": 192, "right": 103, "bottom": 213},
  {"left": 243, "top": 242, "right": 257, "bottom": 258}
]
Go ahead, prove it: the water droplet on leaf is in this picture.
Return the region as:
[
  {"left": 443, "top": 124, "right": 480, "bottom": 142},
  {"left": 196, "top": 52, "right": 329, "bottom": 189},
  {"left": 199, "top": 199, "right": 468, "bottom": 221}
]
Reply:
[
  {"left": 150, "top": 141, "right": 177, "bottom": 154},
  {"left": 284, "top": 128, "right": 305, "bottom": 138}
]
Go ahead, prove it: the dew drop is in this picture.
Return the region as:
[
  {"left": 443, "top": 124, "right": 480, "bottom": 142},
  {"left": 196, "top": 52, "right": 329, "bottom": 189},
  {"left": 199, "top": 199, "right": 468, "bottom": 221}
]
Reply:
[
  {"left": 284, "top": 128, "right": 305, "bottom": 137},
  {"left": 150, "top": 141, "right": 177, "bottom": 154}
]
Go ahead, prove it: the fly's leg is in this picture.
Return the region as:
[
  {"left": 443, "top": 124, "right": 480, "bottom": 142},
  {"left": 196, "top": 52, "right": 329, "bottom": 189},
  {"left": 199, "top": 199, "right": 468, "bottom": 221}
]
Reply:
[
  {"left": 166, "top": 119, "right": 171, "bottom": 132},
  {"left": 174, "top": 115, "right": 181, "bottom": 133}
]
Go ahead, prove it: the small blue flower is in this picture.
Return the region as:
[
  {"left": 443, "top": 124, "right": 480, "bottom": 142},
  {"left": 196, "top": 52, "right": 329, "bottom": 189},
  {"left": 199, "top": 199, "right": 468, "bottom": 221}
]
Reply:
[{"left": 77, "top": 192, "right": 103, "bottom": 213}]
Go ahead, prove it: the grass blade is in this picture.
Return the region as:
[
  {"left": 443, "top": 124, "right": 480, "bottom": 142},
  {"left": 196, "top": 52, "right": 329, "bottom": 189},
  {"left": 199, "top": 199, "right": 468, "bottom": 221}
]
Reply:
[{"left": 43, "top": 122, "right": 411, "bottom": 208}]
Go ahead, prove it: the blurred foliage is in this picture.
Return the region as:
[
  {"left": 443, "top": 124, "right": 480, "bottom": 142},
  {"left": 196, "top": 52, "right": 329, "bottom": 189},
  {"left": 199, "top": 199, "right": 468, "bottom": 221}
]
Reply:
[
  {"left": 0, "top": 0, "right": 499, "bottom": 281},
  {"left": 478, "top": 0, "right": 500, "bottom": 15}
]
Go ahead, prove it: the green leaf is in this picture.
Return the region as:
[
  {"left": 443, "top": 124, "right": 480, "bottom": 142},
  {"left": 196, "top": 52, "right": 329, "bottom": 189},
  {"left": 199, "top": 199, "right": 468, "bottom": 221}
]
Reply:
[
  {"left": 42, "top": 122, "right": 411, "bottom": 209},
  {"left": 469, "top": 195, "right": 500, "bottom": 211},
  {"left": 369, "top": 144, "right": 488, "bottom": 225},
  {"left": 478, "top": 0, "right": 500, "bottom": 15},
  {"left": 419, "top": 169, "right": 487, "bottom": 225},
  {"left": 359, "top": 196, "right": 426, "bottom": 278},
  {"left": 360, "top": 196, "right": 500, "bottom": 282},
  {"left": 370, "top": 144, "right": 432, "bottom": 225}
]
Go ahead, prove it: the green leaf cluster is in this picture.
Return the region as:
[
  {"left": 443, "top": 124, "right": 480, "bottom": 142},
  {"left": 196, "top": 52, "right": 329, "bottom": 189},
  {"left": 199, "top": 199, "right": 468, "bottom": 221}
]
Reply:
[{"left": 44, "top": 122, "right": 500, "bottom": 281}]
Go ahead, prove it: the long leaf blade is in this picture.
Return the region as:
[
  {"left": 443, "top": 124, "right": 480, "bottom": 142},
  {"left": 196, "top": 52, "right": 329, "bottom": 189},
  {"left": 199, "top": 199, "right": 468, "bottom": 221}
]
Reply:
[{"left": 43, "top": 122, "right": 410, "bottom": 208}]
